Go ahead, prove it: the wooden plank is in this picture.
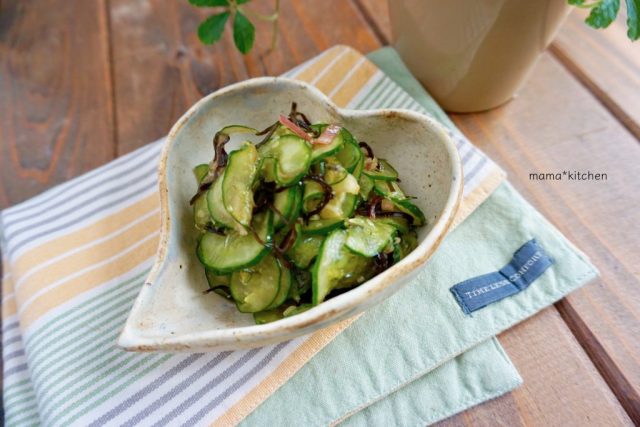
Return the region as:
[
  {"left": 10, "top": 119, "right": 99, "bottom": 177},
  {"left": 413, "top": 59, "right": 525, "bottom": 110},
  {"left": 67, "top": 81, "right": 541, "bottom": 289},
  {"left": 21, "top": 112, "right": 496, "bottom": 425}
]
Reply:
[
  {"left": 450, "top": 53, "right": 640, "bottom": 421},
  {"left": 108, "top": 0, "right": 380, "bottom": 153},
  {"left": 551, "top": 9, "right": 640, "bottom": 139},
  {"left": 436, "top": 309, "right": 632, "bottom": 426},
  {"left": 352, "top": 0, "right": 391, "bottom": 43},
  {"left": 0, "top": 0, "right": 115, "bottom": 209}
]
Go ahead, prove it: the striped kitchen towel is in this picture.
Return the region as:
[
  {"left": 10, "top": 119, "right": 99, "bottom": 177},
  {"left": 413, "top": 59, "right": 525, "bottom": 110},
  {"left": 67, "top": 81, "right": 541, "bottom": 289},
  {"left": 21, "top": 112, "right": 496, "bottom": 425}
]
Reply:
[{"left": 1, "top": 46, "right": 505, "bottom": 426}]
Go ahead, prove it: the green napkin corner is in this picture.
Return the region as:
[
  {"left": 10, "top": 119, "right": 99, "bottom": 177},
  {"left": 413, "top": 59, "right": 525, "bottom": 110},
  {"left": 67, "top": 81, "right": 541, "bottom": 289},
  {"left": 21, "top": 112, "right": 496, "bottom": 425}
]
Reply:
[{"left": 241, "top": 48, "right": 598, "bottom": 426}]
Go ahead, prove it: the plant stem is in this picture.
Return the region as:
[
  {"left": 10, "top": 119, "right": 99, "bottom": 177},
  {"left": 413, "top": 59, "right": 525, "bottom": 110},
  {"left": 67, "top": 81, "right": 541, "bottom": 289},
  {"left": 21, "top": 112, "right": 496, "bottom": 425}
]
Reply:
[{"left": 270, "top": 0, "right": 281, "bottom": 51}]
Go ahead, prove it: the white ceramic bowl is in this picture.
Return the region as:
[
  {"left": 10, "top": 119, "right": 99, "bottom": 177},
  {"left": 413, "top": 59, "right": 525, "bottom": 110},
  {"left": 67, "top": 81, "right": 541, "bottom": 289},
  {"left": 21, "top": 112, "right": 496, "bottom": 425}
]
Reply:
[{"left": 118, "top": 77, "right": 463, "bottom": 352}]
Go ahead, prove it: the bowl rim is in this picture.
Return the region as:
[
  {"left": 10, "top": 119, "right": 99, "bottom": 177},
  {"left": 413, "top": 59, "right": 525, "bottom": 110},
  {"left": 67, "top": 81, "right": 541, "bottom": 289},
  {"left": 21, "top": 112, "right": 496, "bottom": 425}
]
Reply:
[{"left": 118, "top": 76, "right": 463, "bottom": 351}]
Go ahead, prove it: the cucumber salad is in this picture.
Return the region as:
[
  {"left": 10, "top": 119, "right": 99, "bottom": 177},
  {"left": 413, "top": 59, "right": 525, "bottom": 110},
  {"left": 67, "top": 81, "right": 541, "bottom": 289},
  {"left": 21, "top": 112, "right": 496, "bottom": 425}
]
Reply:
[{"left": 190, "top": 104, "right": 426, "bottom": 324}]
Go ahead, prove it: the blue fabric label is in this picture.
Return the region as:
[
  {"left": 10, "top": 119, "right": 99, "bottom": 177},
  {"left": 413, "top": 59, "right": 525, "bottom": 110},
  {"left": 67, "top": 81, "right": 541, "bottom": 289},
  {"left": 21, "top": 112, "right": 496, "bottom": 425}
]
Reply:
[{"left": 450, "top": 239, "right": 554, "bottom": 314}]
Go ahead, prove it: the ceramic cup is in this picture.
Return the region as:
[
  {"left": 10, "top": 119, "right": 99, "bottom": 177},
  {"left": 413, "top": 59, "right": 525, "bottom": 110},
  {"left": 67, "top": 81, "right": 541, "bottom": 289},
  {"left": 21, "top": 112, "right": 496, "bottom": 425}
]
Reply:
[{"left": 388, "top": 0, "right": 571, "bottom": 112}]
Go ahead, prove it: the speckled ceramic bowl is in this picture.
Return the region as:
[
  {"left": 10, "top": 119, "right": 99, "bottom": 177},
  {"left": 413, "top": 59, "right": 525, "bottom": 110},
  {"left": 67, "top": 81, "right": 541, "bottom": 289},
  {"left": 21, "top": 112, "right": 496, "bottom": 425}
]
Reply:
[{"left": 118, "top": 77, "right": 463, "bottom": 352}]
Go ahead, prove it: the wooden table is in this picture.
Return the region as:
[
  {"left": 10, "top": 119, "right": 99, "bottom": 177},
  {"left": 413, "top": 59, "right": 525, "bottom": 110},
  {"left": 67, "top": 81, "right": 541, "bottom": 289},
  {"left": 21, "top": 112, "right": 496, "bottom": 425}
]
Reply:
[{"left": 1, "top": 1, "right": 638, "bottom": 425}]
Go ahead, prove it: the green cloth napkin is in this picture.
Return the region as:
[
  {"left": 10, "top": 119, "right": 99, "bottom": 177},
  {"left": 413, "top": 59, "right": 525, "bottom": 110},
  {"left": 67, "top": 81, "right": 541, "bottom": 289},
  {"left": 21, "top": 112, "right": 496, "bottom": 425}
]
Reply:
[{"left": 241, "top": 48, "right": 598, "bottom": 426}]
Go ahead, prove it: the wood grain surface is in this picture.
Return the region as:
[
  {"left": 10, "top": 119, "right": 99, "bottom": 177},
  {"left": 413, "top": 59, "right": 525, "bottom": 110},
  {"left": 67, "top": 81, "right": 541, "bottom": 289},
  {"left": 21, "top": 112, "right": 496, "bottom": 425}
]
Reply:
[
  {"left": 0, "top": 0, "right": 115, "bottom": 208},
  {"left": 1, "top": 0, "right": 639, "bottom": 425}
]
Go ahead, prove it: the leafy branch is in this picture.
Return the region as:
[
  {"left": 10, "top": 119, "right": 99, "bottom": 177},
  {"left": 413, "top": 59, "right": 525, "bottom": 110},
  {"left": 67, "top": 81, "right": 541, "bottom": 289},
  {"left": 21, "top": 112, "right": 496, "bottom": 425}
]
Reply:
[
  {"left": 189, "top": 0, "right": 281, "bottom": 54},
  {"left": 569, "top": 0, "right": 639, "bottom": 40}
]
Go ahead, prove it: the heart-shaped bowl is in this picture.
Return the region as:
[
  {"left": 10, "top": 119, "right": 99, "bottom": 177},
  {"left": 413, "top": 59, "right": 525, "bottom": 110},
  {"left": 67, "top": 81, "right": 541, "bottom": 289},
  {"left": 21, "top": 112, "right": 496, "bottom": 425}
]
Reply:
[{"left": 118, "top": 77, "right": 462, "bottom": 352}]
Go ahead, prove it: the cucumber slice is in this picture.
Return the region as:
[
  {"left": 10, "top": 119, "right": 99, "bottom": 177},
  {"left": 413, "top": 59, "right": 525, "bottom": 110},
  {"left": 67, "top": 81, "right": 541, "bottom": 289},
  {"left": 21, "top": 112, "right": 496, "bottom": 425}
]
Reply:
[
  {"left": 302, "top": 218, "right": 344, "bottom": 235},
  {"left": 393, "top": 230, "right": 419, "bottom": 263},
  {"left": 323, "top": 157, "right": 348, "bottom": 185},
  {"left": 193, "top": 195, "right": 212, "bottom": 231},
  {"left": 205, "top": 270, "right": 230, "bottom": 287},
  {"left": 223, "top": 143, "right": 259, "bottom": 227},
  {"left": 311, "top": 161, "right": 326, "bottom": 176},
  {"left": 319, "top": 174, "right": 359, "bottom": 219},
  {"left": 344, "top": 217, "right": 397, "bottom": 257},
  {"left": 205, "top": 270, "right": 232, "bottom": 300},
  {"left": 207, "top": 176, "right": 242, "bottom": 232},
  {"left": 352, "top": 151, "right": 365, "bottom": 179},
  {"left": 230, "top": 254, "right": 281, "bottom": 313},
  {"left": 358, "top": 174, "right": 374, "bottom": 200},
  {"left": 319, "top": 193, "right": 355, "bottom": 219},
  {"left": 283, "top": 304, "right": 313, "bottom": 317},
  {"left": 260, "top": 135, "right": 312, "bottom": 186},
  {"left": 310, "top": 124, "right": 344, "bottom": 163},
  {"left": 376, "top": 216, "right": 411, "bottom": 234},
  {"left": 193, "top": 164, "right": 214, "bottom": 231},
  {"left": 197, "top": 211, "right": 273, "bottom": 274},
  {"left": 286, "top": 233, "right": 324, "bottom": 268},
  {"left": 266, "top": 263, "right": 292, "bottom": 309},
  {"left": 391, "top": 198, "right": 426, "bottom": 226},
  {"left": 253, "top": 307, "right": 287, "bottom": 324},
  {"left": 311, "top": 230, "right": 371, "bottom": 304},
  {"left": 193, "top": 164, "right": 210, "bottom": 183},
  {"left": 373, "top": 180, "right": 406, "bottom": 199},
  {"left": 335, "top": 131, "right": 362, "bottom": 173},
  {"left": 302, "top": 180, "right": 325, "bottom": 214},
  {"left": 363, "top": 159, "right": 399, "bottom": 181},
  {"left": 273, "top": 185, "right": 302, "bottom": 229},
  {"left": 260, "top": 157, "right": 277, "bottom": 182},
  {"left": 273, "top": 135, "right": 312, "bottom": 185}
]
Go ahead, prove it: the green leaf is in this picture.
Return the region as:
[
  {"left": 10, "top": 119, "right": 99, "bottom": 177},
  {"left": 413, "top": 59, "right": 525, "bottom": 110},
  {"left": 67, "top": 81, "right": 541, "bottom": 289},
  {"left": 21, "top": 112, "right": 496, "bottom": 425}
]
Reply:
[
  {"left": 237, "top": 0, "right": 252, "bottom": 3},
  {"left": 233, "top": 11, "right": 255, "bottom": 54},
  {"left": 189, "top": 0, "right": 229, "bottom": 6},
  {"left": 568, "top": 0, "right": 585, "bottom": 5},
  {"left": 626, "top": 0, "right": 640, "bottom": 40},
  {"left": 198, "top": 12, "right": 230, "bottom": 44},
  {"left": 585, "top": 0, "right": 620, "bottom": 28}
]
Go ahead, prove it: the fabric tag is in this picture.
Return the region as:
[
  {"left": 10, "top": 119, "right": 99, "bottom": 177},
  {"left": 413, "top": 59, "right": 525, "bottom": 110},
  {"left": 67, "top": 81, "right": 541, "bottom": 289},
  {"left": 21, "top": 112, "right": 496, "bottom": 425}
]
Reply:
[{"left": 450, "top": 239, "right": 554, "bottom": 314}]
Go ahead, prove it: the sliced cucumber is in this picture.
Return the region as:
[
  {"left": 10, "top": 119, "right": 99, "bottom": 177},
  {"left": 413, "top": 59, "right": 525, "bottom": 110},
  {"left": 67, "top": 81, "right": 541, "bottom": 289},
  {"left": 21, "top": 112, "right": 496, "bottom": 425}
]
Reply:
[
  {"left": 335, "top": 131, "right": 362, "bottom": 173},
  {"left": 222, "top": 143, "right": 259, "bottom": 227},
  {"left": 193, "top": 164, "right": 214, "bottom": 231},
  {"left": 358, "top": 174, "right": 374, "bottom": 200},
  {"left": 323, "top": 157, "right": 348, "bottom": 185},
  {"left": 205, "top": 270, "right": 230, "bottom": 287},
  {"left": 352, "top": 151, "right": 365, "bottom": 179},
  {"left": 319, "top": 174, "right": 359, "bottom": 219},
  {"left": 273, "top": 185, "right": 302, "bottom": 229},
  {"left": 363, "top": 159, "right": 399, "bottom": 181},
  {"left": 273, "top": 135, "right": 312, "bottom": 185},
  {"left": 260, "top": 157, "right": 277, "bottom": 182},
  {"left": 393, "top": 230, "right": 419, "bottom": 263},
  {"left": 311, "top": 161, "right": 326, "bottom": 176},
  {"left": 259, "top": 135, "right": 312, "bottom": 186},
  {"left": 303, "top": 180, "right": 325, "bottom": 214},
  {"left": 205, "top": 270, "right": 232, "bottom": 300},
  {"left": 253, "top": 307, "right": 287, "bottom": 324},
  {"left": 377, "top": 216, "right": 411, "bottom": 234},
  {"left": 197, "top": 211, "right": 272, "bottom": 274},
  {"left": 230, "top": 254, "right": 281, "bottom": 313},
  {"left": 311, "top": 230, "right": 372, "bottom": 304},
  {"left": 193, "top": 164, "right": 210, "bottom": 183},
  {"left": 266, "top": 263, "right": 291, "bottom": 309},
  {"left": 283, "top": 304, "right": 313, "bottom": 317},
  {"left": 302, "top": 218, "right": 344, "bottom": 235},
  {"left": 345, "top": 217, "right": 397, "bottom": 257},
  {"left": 373, "top": 180, "right": 406, "bottom": 199},
  {"left": 310, "top": 124, "right": 344, "bottom": 163},
  {"left": 207, "top": 176, "right": 242, "bottom": 232},
  {"left": 286, "top": 233, "right": 324, "bottom": 268},
  {"left": 391, "top": 198, "right": 426, "bottom": 226}
]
